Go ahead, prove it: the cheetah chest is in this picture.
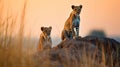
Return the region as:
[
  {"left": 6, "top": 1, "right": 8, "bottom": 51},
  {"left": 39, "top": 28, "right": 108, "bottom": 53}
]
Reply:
[{"left": 72, "top": 17, "right": 80, "bottom": 27}]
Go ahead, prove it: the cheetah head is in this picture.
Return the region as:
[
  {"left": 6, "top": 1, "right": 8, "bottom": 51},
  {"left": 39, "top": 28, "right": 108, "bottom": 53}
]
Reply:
[
  {"left": 71, "top": 5, "right": 82, "bottom": 16},
  {"left": 41, "top": 26, "right": 52, "bottom": 38}
]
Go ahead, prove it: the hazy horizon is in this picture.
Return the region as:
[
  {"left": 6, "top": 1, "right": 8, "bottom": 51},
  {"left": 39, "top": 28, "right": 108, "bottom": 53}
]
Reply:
[{"left": 1, "top": 0, "right": 120, "bottom": 40}]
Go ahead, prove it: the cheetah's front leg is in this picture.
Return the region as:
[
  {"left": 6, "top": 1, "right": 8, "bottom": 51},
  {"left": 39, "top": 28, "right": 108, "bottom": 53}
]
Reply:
[
  {"left": 73, "top": 27, "right": 79, "bottom": 39},
  {"left": 76, "top": 27, "right": 79, "bottom": 36}
]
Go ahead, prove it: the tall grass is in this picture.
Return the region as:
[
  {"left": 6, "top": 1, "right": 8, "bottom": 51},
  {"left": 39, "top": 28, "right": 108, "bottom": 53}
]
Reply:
[
  {"left": 0, "top": 0, "right": 35, "bottom": 67},
  {"left": 0, "top": 0, "right": 119, "bottom": 67}
]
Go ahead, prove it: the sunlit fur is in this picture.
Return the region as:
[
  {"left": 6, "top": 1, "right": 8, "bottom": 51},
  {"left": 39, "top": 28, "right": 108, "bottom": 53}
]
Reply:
[
  {"left": 61, "top": 5, "right": 82, "bottom": 40},
  {"left": 37, "top": 26, "right": 52, "bottom": 51}
]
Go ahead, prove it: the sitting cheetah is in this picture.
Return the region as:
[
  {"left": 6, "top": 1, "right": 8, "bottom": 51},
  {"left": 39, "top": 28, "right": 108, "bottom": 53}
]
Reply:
[
  {"left": 37, "top": 26, "right": 52, "bottom": 51},
  {"left": 61, "top": 5, "right": 82, "bottom": 40}
]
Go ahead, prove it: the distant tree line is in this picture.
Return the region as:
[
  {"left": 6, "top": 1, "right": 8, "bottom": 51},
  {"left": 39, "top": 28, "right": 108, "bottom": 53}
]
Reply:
[{"left": 88, "top": 30, "right": 106, "bottom": 37}]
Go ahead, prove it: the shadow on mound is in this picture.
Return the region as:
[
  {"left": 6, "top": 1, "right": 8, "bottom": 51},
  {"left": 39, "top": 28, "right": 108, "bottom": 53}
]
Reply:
[{"left": 33, "top": 36, "right": 120, "bottom": 67}]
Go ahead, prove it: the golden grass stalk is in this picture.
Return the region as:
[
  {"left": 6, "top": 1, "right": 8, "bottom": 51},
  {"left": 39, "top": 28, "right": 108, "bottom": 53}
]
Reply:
[
  {"left": 101, "top": 45, "right": 106, "bottom": 67},
  {"left": 0, "top": 0, "right": 35, "bottom": 67}
]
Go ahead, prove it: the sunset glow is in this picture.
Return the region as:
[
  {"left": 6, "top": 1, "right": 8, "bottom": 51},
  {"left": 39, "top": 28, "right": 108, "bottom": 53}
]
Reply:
[{"left": 1, "top": 0, "right": 120, "bottom": 43}]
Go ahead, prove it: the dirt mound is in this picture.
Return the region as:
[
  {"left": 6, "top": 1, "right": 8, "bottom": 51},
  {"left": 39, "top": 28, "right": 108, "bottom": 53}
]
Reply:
[{"left": 33, "top": 36, "right": 120, "bottom": 67}]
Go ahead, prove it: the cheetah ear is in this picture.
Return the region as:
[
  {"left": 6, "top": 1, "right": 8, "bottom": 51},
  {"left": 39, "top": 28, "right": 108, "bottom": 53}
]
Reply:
[
  {"left": 71, "top": 5, "right": 75, "bottom": 9},
  {"left": 49, "top": 26, "right": 52, "bottom": 30},
  {"left": 79, "top": 5, "right": 82, "bottom": 8},
  {"left": 41, "top": 27, "right": 44, "bottom": 31}
]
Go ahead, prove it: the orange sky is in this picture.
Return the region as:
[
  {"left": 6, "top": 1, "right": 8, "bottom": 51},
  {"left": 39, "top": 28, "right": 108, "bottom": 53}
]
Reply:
[
  {"left": 26, "top": 0, "right": 120, "bottom": 38},
  {"left": 1, "top": 0, "right": 120, "bottom": 39}
]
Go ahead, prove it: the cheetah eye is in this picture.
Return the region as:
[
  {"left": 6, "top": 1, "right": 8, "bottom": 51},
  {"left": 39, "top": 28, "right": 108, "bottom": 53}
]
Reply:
[
  {"left": 74, "top": 9, "right": 77, "bottom": 11},
  {"left": 44, "top": 29, "right": 47, "bottom": 32}
]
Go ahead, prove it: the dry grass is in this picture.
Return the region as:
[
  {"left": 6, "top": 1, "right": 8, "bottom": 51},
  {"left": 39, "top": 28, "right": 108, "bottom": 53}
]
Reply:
[
  {"left": 0, "top": 0, "right": 35, "bottom": 67},
  {"left": 0, "top": 0, "right": 119, "bottom": 67}
]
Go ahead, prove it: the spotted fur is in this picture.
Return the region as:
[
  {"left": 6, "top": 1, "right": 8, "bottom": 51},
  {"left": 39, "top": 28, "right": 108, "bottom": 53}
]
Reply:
[
  {"left": 61, "top": 5, "right": 82, "bottom": 40},
  {"left": 38, "top": 26, "right": 52, "bottom": 51}
]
